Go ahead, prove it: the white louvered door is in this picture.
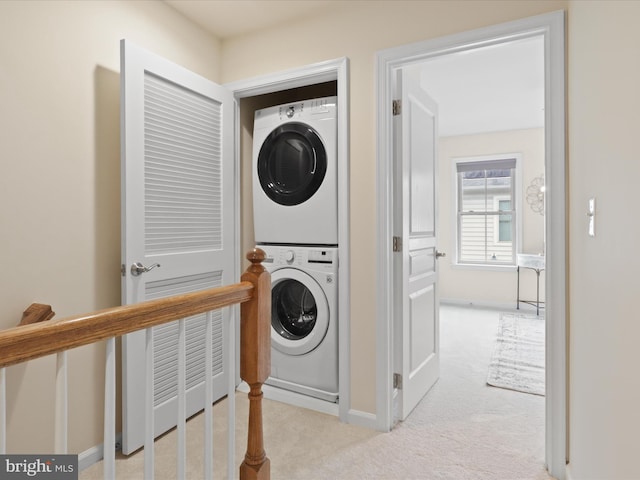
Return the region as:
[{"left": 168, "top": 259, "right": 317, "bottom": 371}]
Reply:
[{"left": 120, "top": 40, "right": 235, "bottom": 454}]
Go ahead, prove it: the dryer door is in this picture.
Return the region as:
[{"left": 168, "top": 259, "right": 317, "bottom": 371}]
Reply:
[
  {"left": 270, "top": 268, "right": 329, "bottom": 355},
  {"left": 257, "top": 122, "right": 327, "bottom": 206}
]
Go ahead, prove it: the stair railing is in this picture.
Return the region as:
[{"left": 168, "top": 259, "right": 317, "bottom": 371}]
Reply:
[{"left": 0, "top": 248, "right": 271, "bottom": 480}]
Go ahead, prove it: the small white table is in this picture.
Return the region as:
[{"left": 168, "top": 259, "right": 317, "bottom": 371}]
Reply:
[{"left": 516, "top": 254, "right": 545, "bottom": 316}]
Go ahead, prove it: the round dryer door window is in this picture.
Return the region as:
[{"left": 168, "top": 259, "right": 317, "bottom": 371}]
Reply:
[
  {"left": 257, "top": 122, "right": 327, "bottom": 206},
  {"left": 270, "top": 268, "right": 330, "bottom": 356}
]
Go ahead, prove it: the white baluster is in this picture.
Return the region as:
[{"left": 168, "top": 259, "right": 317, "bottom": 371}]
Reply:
[
  {"left": 0, "top": 367, "right": 6, "bottom": 454},
  {"left": 144, "top": 328, "right": 154, "bottom": 480},
  {"left": 226, "top": 310, "right": 236, "bottom": 480},
  {"left": 104, "top": 337, "right": 116, "bottom": 480},
  {"left": 204, "top": 312, "right": 213, "bottom": 480},
  {"left": 177, "top": 319, "right": 186, "bottom": 479},
  {"left": 55, "top": 351, "right": 67, "bottom": 454}
]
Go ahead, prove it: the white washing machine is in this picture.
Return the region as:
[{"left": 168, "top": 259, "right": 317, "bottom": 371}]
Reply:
[
  {"left": 252, "top": 97, "right": 338, "bottom": 246},
  {"left": 261, "top": 244, "right": 338, "bottom": 403}
]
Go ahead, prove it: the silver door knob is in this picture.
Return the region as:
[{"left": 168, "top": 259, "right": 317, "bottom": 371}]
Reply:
[
  {"left": 131, "top": 262, "right": 161, "bottom": 276},
  {"left": 435, "top": 251, "right": 446, "bottom": 259}
]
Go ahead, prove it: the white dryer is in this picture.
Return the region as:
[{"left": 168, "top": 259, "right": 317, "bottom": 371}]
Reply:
[
  {"left": 261, "top": 244, "right": 338, "bottom": 403},
  {"left": 252, "top": 97, "right": 337, "bottom": 246}
]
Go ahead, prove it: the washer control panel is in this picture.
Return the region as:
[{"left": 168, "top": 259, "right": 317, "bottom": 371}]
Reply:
[
  {"left": 260, "top": 246, "right": 338, "bottom": 270},
  {"left": 308, "top": 249, "right": 334, "bottom": 264}
]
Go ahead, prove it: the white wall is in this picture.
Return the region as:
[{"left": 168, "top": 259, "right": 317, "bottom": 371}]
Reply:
[
  {"left": 567, "top": 1, "right": 640, "bottom": 478},
  {"left": 0, "top": 0, "right": 220, "bottom": 454},
  {"left": 439, "top": 128, "right": 545, "bottom": 306}
]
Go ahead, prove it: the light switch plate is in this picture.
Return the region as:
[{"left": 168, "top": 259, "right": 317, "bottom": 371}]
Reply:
[{"left": 588, "top": 198, "right": 595, "bottom": 237}]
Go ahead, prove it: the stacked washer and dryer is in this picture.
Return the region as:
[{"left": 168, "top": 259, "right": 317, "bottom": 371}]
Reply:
[{"left": 252, "top": 97, "right": 339, "bottom": 403}]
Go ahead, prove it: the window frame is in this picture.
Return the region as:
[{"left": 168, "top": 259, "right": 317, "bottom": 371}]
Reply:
[
  {"left": 494, "top": 196, "right": 513, "bottom": 244},
  {"left": 452, "top": 154, "right": 522, "bottom": 269}
]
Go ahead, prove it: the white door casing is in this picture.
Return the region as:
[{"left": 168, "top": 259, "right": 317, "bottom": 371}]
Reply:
[
  {"left": 393, "top": 66, "right": 440, "bottom": 421},
  {"left": 376, "top": 11, "right": 566, "bottom": 478},
  {"left": 120, "top": 40, "right": 235, "bottom": 454}
]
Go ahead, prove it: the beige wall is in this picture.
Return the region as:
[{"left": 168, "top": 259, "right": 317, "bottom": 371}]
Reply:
[
  {"left": 221, "top": 0, "right": 565, "bottom": 414},
  {"left": 0, "top": 0, "right": 220, "bottom": 454},
  {"left": 5, "top": 0, "right": 640, "bottom": 476},
  {"left": 567, "top": 1, "right": 640, "bottom": 478},
  {"left": 438, "top": 128, "right": 545, "bottom": 306}
]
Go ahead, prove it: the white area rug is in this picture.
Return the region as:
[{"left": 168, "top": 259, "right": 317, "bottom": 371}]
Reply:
[{"left": 487, "top": 312, "right": 545, "bottom": 396}]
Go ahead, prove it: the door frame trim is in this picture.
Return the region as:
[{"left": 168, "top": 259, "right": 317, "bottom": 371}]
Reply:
[
  {"left": 225, "top": 57, "right": 351, "bottom": 422},
  {"left": 375, "top": 10, "right": 566, "bottom": 478}
]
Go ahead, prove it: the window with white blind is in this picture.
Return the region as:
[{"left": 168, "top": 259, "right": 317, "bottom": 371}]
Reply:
[{"left": 455, "top": 156, "right": 520, "bottom": 266}]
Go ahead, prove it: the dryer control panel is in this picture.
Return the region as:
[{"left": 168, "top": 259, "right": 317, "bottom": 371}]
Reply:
[
  {"left": 279, "top": 103, "right": 303, "bottom": 119},
  {"left": 267, "top": 97, "right": 335, "bottom": 121}
]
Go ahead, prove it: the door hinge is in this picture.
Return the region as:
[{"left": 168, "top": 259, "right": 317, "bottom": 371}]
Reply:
[
  {"left": 392, "top": 99, "right": 402, "bottom": 116},
  {"left": 393, "top": 373, "right": 403, "bottom": 390},
  {"left": 393, "top": 236, "right": 402, "bottom": 252}
]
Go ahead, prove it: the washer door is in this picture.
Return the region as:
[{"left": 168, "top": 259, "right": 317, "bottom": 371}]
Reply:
[
  {"left": 257, "top": 122, "right": 327, "bottom": 206},
  {"left": 270, "top": 268, "right": 329, "bottom": 356}
]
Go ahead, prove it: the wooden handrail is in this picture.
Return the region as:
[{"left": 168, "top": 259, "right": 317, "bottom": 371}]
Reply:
[
  {"left": 19, "top": 303, "right": 55, "bottom": 326},
  {"left": 0, "top": 283, "right": 253, "bottom": 369}
]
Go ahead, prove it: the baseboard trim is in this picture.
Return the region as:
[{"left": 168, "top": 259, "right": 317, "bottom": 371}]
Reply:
[
  {"left": 345, "top": 408, "right": 378, "bottom": 430},
  {"left": 564, "top": 463, "right": 573, "bottom": 480},
  {"left": 440, "top": 298, "right": 540, "bottom": 314},
  {"left": 78, "top": 433, "right": 122, "bottom": 472}
]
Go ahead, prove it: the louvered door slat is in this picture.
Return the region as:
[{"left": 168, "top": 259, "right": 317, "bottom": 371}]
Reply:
[
  {"left": 144, "top": 72, "right": 222, "bottom": 255},
  {"left": 147, "top": 272, "right": 224, "bottom": 408}
]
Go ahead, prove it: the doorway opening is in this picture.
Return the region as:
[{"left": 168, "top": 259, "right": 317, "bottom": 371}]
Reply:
[
  {"left": 376, "top": 11, "right": 566, "bottom": 479},
  {"left": 428, "top": 33, "right": 547, "bottom": 423}
]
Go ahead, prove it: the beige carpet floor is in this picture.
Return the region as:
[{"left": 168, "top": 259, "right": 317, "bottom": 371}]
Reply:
[{"left": 81, "top": 305, "right": 552, "bottom": 479}]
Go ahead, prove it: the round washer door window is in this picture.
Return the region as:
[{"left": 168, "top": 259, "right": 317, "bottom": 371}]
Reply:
[
  {"left": 257, "top": 122, "right": 327, "bottom": 206},
  {"left": 270, "top": 268, "right": 329, "bottom": 356}
]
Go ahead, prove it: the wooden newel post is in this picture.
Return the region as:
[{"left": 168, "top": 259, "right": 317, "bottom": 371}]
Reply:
[{"left": 240, "top": 248, "right": 271, "bottom": 480}]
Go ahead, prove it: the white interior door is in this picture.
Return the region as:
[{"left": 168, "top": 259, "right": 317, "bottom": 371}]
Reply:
[
  {"left": 120, "top": 40, "right": 235, "bottom": 454},
  {"left": 393, "top": 65, "right": 440, "bottom": 421}
]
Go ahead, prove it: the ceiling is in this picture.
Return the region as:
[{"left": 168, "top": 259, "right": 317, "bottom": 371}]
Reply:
[
  {"left": 418, "top": 36, "right": 544, "bottom": 137},
  {"left": 163, "top": 1, "right": 544, "bottom": 137},
  {"left": 163, "top": 0, "right": 336, "bottom": 40}
]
